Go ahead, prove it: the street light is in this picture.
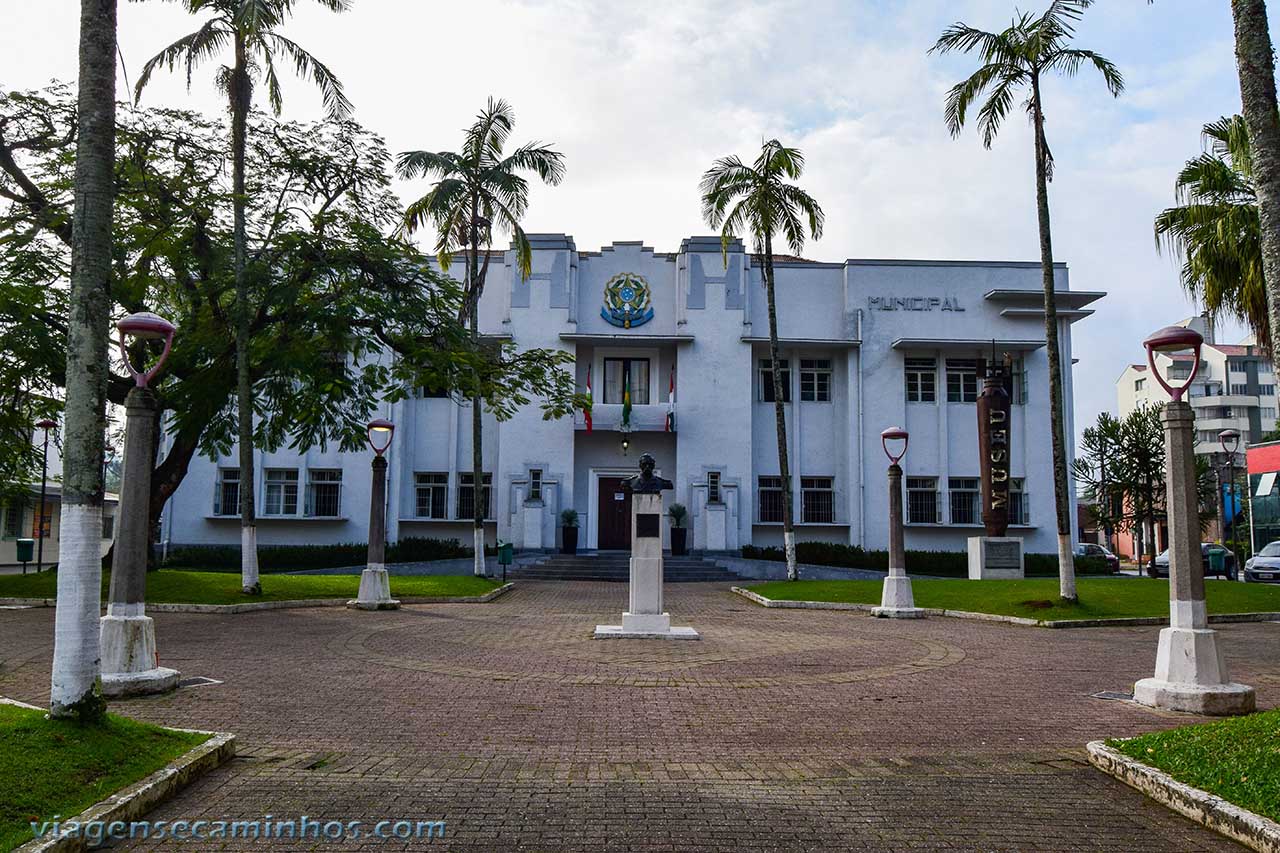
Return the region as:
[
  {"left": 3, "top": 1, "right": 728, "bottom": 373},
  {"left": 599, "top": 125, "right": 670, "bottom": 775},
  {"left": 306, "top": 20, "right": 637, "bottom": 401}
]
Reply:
[
  {"left": 34, "top": 418, "right": 57, "bottom": 574},
  {"left": 1220, "top": 429, "right": 1241, "bottom": 563},
  {"left": 350, "top": 418, "right": 400, "bottom": 610},
  {"left": 1133, "top": 326, "right": 1253, "bottom": 714},
  {"left": 100, "top": 311, "right": 180, "bottom": 697},
  {"left": 873, "top": 426, "right": 922, "bottom": 619}
]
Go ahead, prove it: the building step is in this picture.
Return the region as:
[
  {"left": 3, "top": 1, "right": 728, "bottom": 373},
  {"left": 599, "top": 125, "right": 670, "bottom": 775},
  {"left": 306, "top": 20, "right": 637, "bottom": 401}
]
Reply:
[{"left": 509, "top": 554, "right": 739, "bottom": 583}]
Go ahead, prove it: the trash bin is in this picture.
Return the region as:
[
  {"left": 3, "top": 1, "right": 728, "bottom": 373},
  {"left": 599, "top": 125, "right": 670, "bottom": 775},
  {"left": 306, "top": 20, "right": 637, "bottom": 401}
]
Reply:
[
  {"left": 497, "top": 542, "right": 514, "bottom": 583},
  {"left": 15, "top": 538, "right": 33, "bottom": 574},
  {"left": 1208, "top": 548, "right": 1226, "bottom": 576}
]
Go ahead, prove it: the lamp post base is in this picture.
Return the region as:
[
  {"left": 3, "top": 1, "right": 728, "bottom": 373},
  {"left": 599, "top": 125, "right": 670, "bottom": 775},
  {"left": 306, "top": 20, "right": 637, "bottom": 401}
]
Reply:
[
  {"left": 873, "top": 573, "right": 924, "bottom": 619},
  {"left": 99, "top": 613, "right": 181, "bottom": 697},
  {"left": 347, "top": 567, "right": 400, "bottom": 611},
  {"left": 1133, "top": 627, "right": 1256, "bottom": 715}
]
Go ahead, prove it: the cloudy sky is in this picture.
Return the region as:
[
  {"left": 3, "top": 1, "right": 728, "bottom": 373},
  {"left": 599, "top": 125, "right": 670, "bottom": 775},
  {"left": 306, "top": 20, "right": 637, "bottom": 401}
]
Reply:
[{"left": 3, "top": 0, "right": 1269, "bottom": 446}]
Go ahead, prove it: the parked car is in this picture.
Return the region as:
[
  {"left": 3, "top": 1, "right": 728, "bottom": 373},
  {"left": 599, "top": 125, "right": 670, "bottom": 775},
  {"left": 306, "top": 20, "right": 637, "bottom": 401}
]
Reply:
[
  {"left": 1244, "top": 541, "right": 1280, "bottom": 583},
  {"left": 1072, "top": 542, "right": 1120, "bottom": 574},
  {"left": 1152, "top": 543, "right": 1237, "bottom": 580}
]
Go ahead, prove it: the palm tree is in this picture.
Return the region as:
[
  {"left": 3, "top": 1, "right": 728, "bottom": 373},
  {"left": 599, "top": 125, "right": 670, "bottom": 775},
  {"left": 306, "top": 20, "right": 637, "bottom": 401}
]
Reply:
[
  {"left": 50, "top": 0, "right": 116, "bottom": 722},
  {"left": 1155, "top": 116, "right": 1268, "bottom": 349},
  {"left": 930, "top": 0, "right": 1123, "bottom": 602},
  {"left": 396, "top": 99, "right": 565, "bottom": 576},
  {"left": 700, "top": 140, "right": 824, "bottom": 582},
  {"left": 1229, "top": 0, "right": 1280, "bottom": 352},
  {"left": 136, "top": 0, "right": 351, "bottom": 594}
]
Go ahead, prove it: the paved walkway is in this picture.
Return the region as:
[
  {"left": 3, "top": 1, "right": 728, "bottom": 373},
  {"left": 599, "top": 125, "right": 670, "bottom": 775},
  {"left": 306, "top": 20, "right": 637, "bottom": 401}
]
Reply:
[{"left": 3, "top": 581, "right": 1274, "bottom": 851}]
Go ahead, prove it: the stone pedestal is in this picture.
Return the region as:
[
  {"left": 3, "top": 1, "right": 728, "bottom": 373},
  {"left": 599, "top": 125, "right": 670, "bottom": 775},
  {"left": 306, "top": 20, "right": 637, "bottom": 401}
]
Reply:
[
  {"left": 874, "top": 463, "right": 924, "bottom": 619},
  {"left": 349, "top": 566, "right": 400, "bottom": 610},
  {"left": 1134, "top": 400, "right": 1254, "bottom": 715},
  {"left": 595, "top": 492, "right": 699, "bottom": 640},
  {"left": 348, "top": 455, "right": 400, "bottom": 610},
  {"left": 967, "top": 536, "right": 1024, "bottom": 580},
  {"left": 100, "top": 386, "right": 179, "bottom": 697},
  {"left": 100, "top": 607, "right": 180, "bottom": 698}
]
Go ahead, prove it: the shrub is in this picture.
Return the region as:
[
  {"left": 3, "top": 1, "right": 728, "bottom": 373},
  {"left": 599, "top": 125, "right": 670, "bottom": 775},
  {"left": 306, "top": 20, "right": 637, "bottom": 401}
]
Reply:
[
  {"left": 740, "top": 541, "right": 1109, "bottom": 577},
  {"left": 560, "top": 508, "right": 579, "bottom": 528},
  {"left": 162, "top": 536, "right": 478, "bottom": 572}
]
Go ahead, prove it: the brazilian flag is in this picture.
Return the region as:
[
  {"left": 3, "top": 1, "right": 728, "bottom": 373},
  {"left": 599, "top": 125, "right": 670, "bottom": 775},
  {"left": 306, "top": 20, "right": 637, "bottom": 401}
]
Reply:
[{"left": 622, "top": 368, "right": 632, "bottom": 428}]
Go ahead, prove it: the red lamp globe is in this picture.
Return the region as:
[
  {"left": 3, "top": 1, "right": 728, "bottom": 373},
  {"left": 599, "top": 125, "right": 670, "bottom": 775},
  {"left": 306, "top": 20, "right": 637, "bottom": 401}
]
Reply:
[
  {"left": 116, "top": 311, "right": 176, "bottom": 388},
  {"left": 1219, "top": 429, "right": 1241, "bottom": 455},
  {"left": 367, "top": 418, "right": 394, "bottom": 456},
  {"left": 36, "top": 419, "right": 57, "bottom": 431},
  {"left": 881, "top": 426, "right": 909, "bottom": 465},
  {"left": 1143, "top": 325, "right": 1203, "bottom": 402}
]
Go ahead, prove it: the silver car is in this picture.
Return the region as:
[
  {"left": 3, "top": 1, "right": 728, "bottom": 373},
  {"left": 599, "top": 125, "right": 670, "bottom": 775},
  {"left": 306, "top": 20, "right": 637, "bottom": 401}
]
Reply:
[
  {"left": 1152, "top": 543, "right": 1237, "bottom": 580},
  {"left": 1244, "top": 541, "right": 1280, "bottom": 583}
]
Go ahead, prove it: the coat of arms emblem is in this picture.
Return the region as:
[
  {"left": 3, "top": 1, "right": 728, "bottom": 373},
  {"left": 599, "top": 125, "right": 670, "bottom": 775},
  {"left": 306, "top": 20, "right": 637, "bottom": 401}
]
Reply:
[{"left": 601, "top": 272, "right": 654, "bottom": 329}]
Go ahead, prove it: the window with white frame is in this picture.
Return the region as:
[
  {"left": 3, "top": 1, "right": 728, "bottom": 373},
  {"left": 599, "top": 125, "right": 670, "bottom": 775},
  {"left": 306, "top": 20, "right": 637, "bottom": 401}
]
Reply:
[
  {"left": 946, "top": 359, "right": 979, "bottom": 403},
  {"left": 1230, "top": 358, "right": 1249, "bottom": 374},
  {"left": 949, "top": 477, "right": 981, "bottom": 525},
  {"left": 906, "top": 477, "right": 940, "bottom": 524},
  {"left": 457, "top": 472, "right": 492, "bottom": 520},
  {"left": 305, "top": 469, "right": 342, "bottom": 517},
  {"left": 799, "top": 359, "right": 832, "bottom": 402},
  {"left": 1263, "top": 407, "right": 1278, "bottom": 419},
  {"left": 1134, "top": 377, "right": 1146, "bottom": 392},
  {"left": 1009, "top": 478, "right": 1028, "bottom": 525},
  {"left": 414, "top": 473, "right": 448, "bottom": 519},
  {"left": 801, "top": 477, "right": 834, "bottom": 523},
  {"left": 263, "top": 469, "right": 299, "bottom": 516},
  {"left": 905, "top": 357, "right": 936, "bottom": 403},
  {"left": 1263, "top": 384, "right": 1277, "bottom": 396},
  {"left": 2, "top": 504, "right": 22, "bottom": 538},
  {"left": 214, "top": 468, "right": 240, "bottom": 516},
  {"left": 1005, "top": 357, "right": 1028, "bottom": 405},
  {"left": 759, "top": 358, "right": 792, "bottom": 403},
  {"left": 707, "top": 471, "right": 722, "bottom": 504},
  {"left": 603, "top": 358, "right": 650, "bottom": 404},
  {"left": 758, "top": 476, "right": 784, "bottom": 523},
  {"left": 528, "top": 469, "right": 543, "bottom": 502}
]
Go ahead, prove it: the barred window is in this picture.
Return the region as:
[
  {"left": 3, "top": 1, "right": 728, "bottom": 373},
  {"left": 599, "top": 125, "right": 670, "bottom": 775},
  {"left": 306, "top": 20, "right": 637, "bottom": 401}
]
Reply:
[
  {"left": 905, "top": 357, "right": 936, "bottom": 403},
  {"left": 759, "top": 359, "right": 791, "bottom": 403},
  {"left": 799, "top": 359, "right": 832, "bottom": 402},
  {"left": 1232, "top": 383, "right": 1249, "bottom": 395},
  {"left": 707, "top": 471, "right": 722, "bottom": 504},
  {"left": 3, "top": 504, "right": 22, "bottom": 538},
  {"left": 414, "top": 473, "right": 448, "bottom": 519},
  {"left": 906, "top": 477, "right": 939, "bottom": 524},
  {"left": 801, "top": 477, "right": 834, "bottom": 523},
  {"left": 946, "top": 359, "right": 979, "bottom": 403},
  {"left": 1229, "top": 358, "right": 1249, "bottom": 374},
  {"left": 949, "top": 477, "right": 980, "bottom": 525},
  {"left": 758, "top": 476, "right": 784, "bottom": 523},
  {"left": 1009, "top": 479, "right": 1028, "bottom": 525},
  {"left": 1263, "top": 384, "right": 1277, "bottom": 396},
  {"left": 306, "top": 470, "right": 342, "bottom": 517},
  {"left": 263, "top": 469, "right": 299, "bottom": 516},
  {"left": 214, "top": 468, "right": 240, "bottom": 516},
  {"left": 528, "top": 469, "right": 543, "bottom": 502},
  {"left": 457, "top": 472, "right": 493, "bottom": 520}
]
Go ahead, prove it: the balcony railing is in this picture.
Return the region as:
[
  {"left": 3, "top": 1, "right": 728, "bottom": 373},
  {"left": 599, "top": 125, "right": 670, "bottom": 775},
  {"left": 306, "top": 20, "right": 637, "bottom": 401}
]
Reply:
[{"left": 575, "top": 403, "right": 673, "bottom": 432}]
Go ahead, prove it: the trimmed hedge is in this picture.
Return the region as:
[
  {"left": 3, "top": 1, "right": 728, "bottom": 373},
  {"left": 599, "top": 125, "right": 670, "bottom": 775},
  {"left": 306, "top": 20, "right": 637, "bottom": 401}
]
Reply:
[
  {"left": 161, "top": 536, "right": 484, "bottom": 573},
  {"left": 740, "top": 541, "right": 1110, "bottom": 578}
]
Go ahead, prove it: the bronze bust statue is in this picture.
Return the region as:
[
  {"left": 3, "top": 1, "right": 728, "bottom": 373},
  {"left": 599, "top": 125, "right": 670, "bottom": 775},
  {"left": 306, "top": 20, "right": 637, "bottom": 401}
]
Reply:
[{"left": 624, "top": 452, "right": 673, "bottom": 493}]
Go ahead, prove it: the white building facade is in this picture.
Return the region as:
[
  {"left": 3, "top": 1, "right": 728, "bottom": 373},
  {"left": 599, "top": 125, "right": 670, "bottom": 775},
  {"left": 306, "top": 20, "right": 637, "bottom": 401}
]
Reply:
[{"left": 161, "top": 235, "right": 1101, "bottom": 556}]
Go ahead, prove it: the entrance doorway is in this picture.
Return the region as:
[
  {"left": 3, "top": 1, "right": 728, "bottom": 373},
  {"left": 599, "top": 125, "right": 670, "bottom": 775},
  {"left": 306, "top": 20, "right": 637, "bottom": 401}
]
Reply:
[{"left": 598, "top": 476, "right": 632, "bottom": 550}]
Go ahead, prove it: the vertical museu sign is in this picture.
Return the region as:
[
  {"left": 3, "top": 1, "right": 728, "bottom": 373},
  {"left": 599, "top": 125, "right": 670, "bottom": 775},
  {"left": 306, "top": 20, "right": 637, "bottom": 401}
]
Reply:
[{"left": 977, "top": 358, "right": 1011, "bottom": 537}]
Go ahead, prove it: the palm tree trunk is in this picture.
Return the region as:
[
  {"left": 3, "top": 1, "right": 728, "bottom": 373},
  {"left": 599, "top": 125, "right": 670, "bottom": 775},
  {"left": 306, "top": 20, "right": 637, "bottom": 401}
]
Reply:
[
  {"left": 231, "top": 38, "right": 259, "bottom": 594},
  {"left": 762, "top": 237, "right": 798, "bottom": 580},
  {"left": 469, "top": 230, "right": 486, "bottom": 576},
  {"left": 50, "top": 0, "right": 114, "bottom": 722},
  {"left": 1031, "top": 77, "right": 1077, "bottom": 601}
]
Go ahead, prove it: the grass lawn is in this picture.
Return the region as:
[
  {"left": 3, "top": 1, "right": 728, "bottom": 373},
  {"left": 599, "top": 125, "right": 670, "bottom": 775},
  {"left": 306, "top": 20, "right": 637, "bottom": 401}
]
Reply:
[
  {"left": 1110, "top": 709, "right": 1280, "bottom": 824},
  {"left": 0, "top": 569, "right": 502, "bottom": 606},
  {"left": 0, "top": 702, "right": 208, "bottom": 851},
  {"left": 746, "top": 577, "right": 1280, "bottom": 621}
]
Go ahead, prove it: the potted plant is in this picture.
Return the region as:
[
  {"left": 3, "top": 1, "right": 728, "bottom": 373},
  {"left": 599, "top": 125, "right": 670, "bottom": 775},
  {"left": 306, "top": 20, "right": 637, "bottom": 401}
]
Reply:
[
  {"left": 560, "top": 508, "right": 579, "bottom": 555},
  {"left": 668, "top": 503, "right": 688, "bottom": 556}
]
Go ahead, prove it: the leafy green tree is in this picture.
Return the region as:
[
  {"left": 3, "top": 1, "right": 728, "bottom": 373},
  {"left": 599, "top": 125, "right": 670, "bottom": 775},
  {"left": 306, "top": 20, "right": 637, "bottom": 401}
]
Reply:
[
  {"left": 700, "top": 140, "right": 824, "bottom": 581},
  {"left": 0, "top": 88, "right": 579, "bottom": 556},
  {"left": 396, "top": 98, "right": 566, "bottom": 576},
  {"left": 135, "top": 0, "right": 352, "bottom": 593},
  {"left": 1155, "top": 116, "right": 1268, "bottom": 349},
  {"left": 931, "top": 0, "right": 1123, "bottom": 601}
]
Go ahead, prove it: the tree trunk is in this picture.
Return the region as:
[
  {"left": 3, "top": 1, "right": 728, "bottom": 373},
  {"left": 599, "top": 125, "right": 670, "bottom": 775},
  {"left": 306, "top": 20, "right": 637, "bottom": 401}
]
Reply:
[
  {"left": 762, "top": 237, "right": 798, "bottom": 580},
  {"left": 1232, "top": 0, "right": 1280, "bottom": 352},
  {"left": 468, "top": 220, "right": 488, "bottom": 576},
  {"left": 231, "top": 38, "right": 259, "bottom": 594},
  {"left": 1031, "top": 76, "right": 1077, "bottom": 601},
  {"left": 50, "top": 0, "right": 115, "bottom": 723}
]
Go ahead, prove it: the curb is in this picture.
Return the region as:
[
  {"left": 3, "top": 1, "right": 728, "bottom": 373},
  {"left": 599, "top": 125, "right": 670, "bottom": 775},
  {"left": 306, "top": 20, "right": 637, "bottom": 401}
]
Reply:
[
  {"left": 4, "top": 699, "right": 235, "bottom": 853},
  {"left": 1087, "top": 740, "right": 1280, "bottom": 853},
  {"left": 0, "top": 583, "right": 513, "bottom": 614},
  {"left": 729, "top": 588, "right": 1280, "bottom": 629}
]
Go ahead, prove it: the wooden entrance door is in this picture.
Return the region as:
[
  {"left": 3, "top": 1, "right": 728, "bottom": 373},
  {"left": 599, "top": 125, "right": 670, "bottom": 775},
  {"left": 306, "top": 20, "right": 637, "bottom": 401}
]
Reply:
[{"left": 598, "top": 476, "right": 632, "bottom": 550}]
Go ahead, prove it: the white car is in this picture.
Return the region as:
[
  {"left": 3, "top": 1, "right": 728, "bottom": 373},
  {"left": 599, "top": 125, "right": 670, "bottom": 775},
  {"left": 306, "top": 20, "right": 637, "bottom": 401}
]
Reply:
[{"left": 1244, "top": 541, "right": 1280, "bottom": 583}]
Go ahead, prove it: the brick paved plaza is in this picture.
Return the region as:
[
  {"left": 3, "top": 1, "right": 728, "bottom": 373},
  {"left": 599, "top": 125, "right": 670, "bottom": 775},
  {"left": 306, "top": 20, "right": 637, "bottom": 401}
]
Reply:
[{"left": 3, "top": 582, "right": 1275, "bottom": 851}]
